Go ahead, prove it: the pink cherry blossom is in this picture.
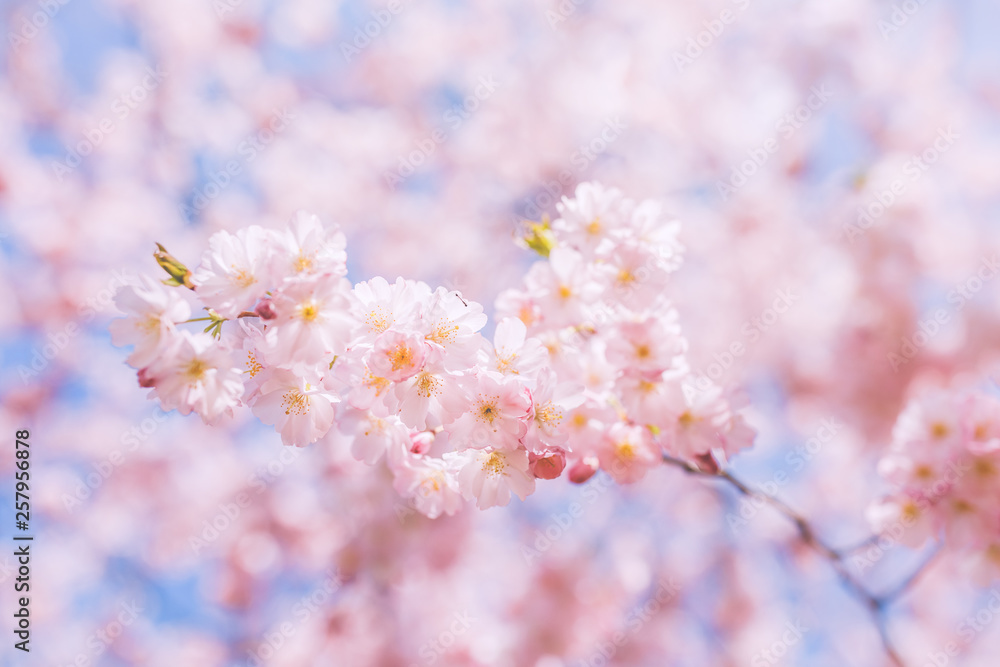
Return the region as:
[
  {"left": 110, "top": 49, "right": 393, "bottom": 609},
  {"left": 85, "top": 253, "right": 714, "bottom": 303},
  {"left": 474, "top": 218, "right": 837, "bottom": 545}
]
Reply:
[
  {"left": 144, "top": 331, "right": 243, "bottom": 423},
  {"left": 262, "top": 275, "right": 353, "bottom": 367},
  {"left": 250, "top": 368, "right": 338, "bottom": 447},
  {"left": 109, "top": 274, "right": 192, "bottom": 369},
  {"left": 191, "top": 225, "right": 272, "bottom": 318},
  {"left": 441, "top": 372, "right": 533, "bottom": 451},
  {"left": 455, "top": 447, "right": 535, "bottom": 510},
  {"left": 366, "top": 329, "right": 428, "bottom": 382}
]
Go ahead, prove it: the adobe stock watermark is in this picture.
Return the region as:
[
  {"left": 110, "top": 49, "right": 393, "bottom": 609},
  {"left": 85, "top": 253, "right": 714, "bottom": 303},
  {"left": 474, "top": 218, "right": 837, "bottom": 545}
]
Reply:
[
  {"left": 751, "top": 619, "right": 809, "bottom": 666},
  {"left": 61, "top": 406, "right": 170, "bottom": 512},
  {"left": 383, "top": 75, "right": 500, "bottom": 190},
  {"left": 243, "top": 569, "right": 343, "bottom": 666},
  {"left": 716, "top": 85, "right": 833, "bottom": 201},
  {"left": 55, "top": 600, "right": 144, "bottom": 667},
  {"left": 673, "top": 0, "right": 755, "bottom": 73},
  {"left": 7, "top": 0, "right": 72, "bottom": 51},
  {"left": 340, "top": 0, "right": 413, "bottom": 62},
  {"left": 212, "top": 0, "right": 246, "bottom": 19},
  {"left": 50, "top": 66, "right": 168, "bottom": 181},
  {"left": 409, "top": 612, "right": 477, "bottom": 666},
  {"left": 726, "top": 418, "right": 843, "bottom": 533},
  {"left": 545, "top": 0, "right": 586, "bottom": 28},
  {"left": 506, "top": 116, "right": 629, "bottom": 228},
  {"left": 921, "top": 588, "right": 1000, "bottom": 667},
  {"left": 877, "top": 0, "right": 934, "bottom": 39},
  {"left": 189, "top": 445, "right": 306, "bottom": 555},
  {"left": 575, "top": 578, "right": 681, "bottom": 667},
  {"left": 887, "top": 255, "right": 999, "bottom": 372},
  {"left": 180, "top": 108, "right": 295, "bottom": 218},
  {"left": 688, "top": 287, "right": 800, "bottom": 392},
  {"left": 18, "top": 269, "right": 135, "bottom": 384},
  {"left": 843, "top": 125, "right": 958, "bottom": 243},
  {"left": 520, "top": 472, "right": 618, "bottom": 564}
]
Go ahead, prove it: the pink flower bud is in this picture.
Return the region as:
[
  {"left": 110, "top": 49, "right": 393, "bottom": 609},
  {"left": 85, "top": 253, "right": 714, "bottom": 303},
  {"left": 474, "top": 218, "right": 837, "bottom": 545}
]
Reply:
[
  {"left": 529, "top": 451, "right": 566, "bottom": 479},
  {"left": 410, "top": 431, "right": 435, "bottom": 455},
  {"left": 568, "top": 457, "right": 599, "bottom": 484},
  {"left": 693, "top": 451, "right": 720, "bottom": 474},
  {"left": 137, "top": 367, "right": 155, "bottom": 388},
  {"left": 254, "top": 297, "right": 277, "bottom": 320}
]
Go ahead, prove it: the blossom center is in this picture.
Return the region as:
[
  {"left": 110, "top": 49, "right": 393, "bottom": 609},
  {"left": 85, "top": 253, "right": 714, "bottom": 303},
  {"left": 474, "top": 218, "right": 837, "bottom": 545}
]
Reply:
[
  {"left": 366, "top": 307, "right": 390, "bottom": 334},
  {"left": 496, "top": 352, "right": 518, "bottom": 374},
  {"left": 137, "top": 315, "right": 161, "bottom": 333},
  {"left": 282, "top": 389, "right": 310, "bottom": 416},
  {"left": 415, "top": 372, "right": 441, "bottom": 398},
  {"left": 427, "top": 320, "right": 459, "bottom": 345},
  {"left": 678, "top": 411, "right": 697, "bottom": 427},
  {"left": 930, "top": 422, "right": 950, "bottom": 439},
  {"left": 245, "top": 351, "right": 264, "bottom": 378},
  {"left": 364, "top": 370, "right": 390, "bottom": 397},
  {"left": 476, "top": 396, "right": 501, "bottom": 427},
  {"left": 616, "top": 441, "right": 636, "bottom": 461},
  {"left": 231, "top": 267, "right": 257, "bottom": 288},
  {"left": 390, "top": 343, "right": 415, "bottom": 371},
  {"left": 535, "top": 402, "right": 563, "bottom": 429},
  {"left": 185, "top": 358, "right": 209, "bottom": 381},
  {"left": 481, "top": 451, "right": 507, "bottom": 477},
  {"left": 294, "top": 253, "right": 313, "bottom": 273},
  {"left": 299, "top": 302, "right": 320, "bottom": 322}
]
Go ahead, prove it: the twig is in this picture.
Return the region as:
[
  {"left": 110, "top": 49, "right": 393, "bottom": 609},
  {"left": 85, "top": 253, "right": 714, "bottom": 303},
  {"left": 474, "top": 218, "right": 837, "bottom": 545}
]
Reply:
[{"left": 661, "top": 454, "right": 937, "bottom": 667}]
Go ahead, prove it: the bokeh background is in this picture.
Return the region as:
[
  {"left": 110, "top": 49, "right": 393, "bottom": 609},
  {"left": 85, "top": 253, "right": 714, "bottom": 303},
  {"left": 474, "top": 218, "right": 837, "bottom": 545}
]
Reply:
[{"left": 2, "top": 0, "right": 1000, "bottom": 665}]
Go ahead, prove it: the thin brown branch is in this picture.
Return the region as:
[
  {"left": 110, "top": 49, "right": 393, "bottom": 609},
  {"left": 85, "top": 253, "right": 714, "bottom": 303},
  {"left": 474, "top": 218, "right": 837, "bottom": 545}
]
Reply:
[{"left": 660, "top": 453, "right": 935, "bottom": 667}]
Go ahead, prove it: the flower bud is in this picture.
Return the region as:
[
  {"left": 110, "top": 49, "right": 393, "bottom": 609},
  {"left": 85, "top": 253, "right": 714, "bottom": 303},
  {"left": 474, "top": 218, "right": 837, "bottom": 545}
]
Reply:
[
  {"left": 254, "top": 297, "right": 277, "bottom": 320},
  {"left": 410, "top": 431, "right": 435, "bottom": 455},
  {"left": 154, "top": 243, "right": 194, "bottom": 289},
  {"left": 693, "top": 451, "right": 720, "bottom": 474},
  {"left": 137, "top": 367, "right": 155, "bottom": 388},
  {"left": 529, "top": 450, "right": 566, "bottom": 479},
  {"left": 567, "top": 457, "right": 599, "bottom": 484},
  {"left": 518, "top": 216, "right": 556, "bottom": 258}
]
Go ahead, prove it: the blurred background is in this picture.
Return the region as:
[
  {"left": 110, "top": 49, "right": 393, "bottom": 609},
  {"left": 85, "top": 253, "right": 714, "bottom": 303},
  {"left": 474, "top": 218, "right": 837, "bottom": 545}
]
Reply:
[{"left": 1, "top": 0, "right": 1000, "bottom": 664}]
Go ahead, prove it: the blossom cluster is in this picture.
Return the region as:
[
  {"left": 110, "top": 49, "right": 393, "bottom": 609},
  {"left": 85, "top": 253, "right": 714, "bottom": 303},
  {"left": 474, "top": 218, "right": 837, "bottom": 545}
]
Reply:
[
  {"left": 869, "top": 389, "right": 1000, "bottom": 576},
  {"left": 497, "top": 182, "right": 755, "bottom": 484},
  {"left": 111, "top": 183, "right": 755, "bottom": 517}
]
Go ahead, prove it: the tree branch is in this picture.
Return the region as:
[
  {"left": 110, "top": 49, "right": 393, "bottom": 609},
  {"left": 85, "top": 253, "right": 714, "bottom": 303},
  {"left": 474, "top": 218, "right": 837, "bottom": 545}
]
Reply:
[{"left": 661, "top": 454, "right": 936, "bottom": 667}]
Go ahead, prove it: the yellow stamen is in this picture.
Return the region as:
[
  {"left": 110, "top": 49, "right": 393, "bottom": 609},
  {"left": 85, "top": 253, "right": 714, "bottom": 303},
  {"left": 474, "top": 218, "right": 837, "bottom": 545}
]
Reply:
[
  {"left": 616, "top": 441, "right": 636, "bottom": 461},
  {"left": 231, "top": 266, "right": 256, "bottom": 288},
  {"left": 535, "top": 402, "right": 563, "bottom": 429},
  {"left": 481, "top": 451, "right": 507, "bottom": 477},
  {"left": 185, "top": 358, "right": 209, "bottom": 381},
  {"left": 496, "top": 352, "right": 519, "bottom": 374},
  {"left": 299, "top": 302, "right": 319, "bottom": 322},
  {"left": 390, "top": 344, "right": 414, "bottom": 371},
  {"left": 366, "top": 307, "right": 390, "bottom": 334},
  {"left": 427, "top": 320, "right": 459, "bottom": 345},
  {"left": 415, "top": 372, "right": 441, "bottom": 398},
  {"left": 363, "top": 371, "right": 390, "bottom": 397},
  {"left": 294, "top": 253, "right": 313, "bottom": 273},
  {"left": 245, "top": 351, "right": 263, "bottom": 378},
  {"left": 282, "top": 389, "right": 309, "bottom": 416},
  {"left": 477, "top": 396, "right": 501, "bottom": 427}
]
